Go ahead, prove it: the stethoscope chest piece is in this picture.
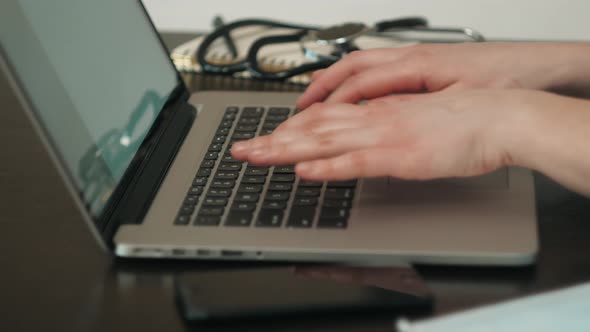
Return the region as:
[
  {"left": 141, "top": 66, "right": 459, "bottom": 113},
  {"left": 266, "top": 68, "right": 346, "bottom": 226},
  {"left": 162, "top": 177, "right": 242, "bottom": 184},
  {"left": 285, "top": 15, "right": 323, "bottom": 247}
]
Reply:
[{"left": 301, "top": 22, "right": 369, "bottom": 61}]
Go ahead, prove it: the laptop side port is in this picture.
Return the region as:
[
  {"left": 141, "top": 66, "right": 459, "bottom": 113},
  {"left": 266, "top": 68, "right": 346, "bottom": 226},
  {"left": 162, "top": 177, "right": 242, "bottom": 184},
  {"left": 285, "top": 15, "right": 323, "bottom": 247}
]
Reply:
[
  {"left": 196, "top": 249, "right": 212, "bottom": 256},
  {"left": 220, "top": 250, "right": 243, "bottom": 257},
  {"left": 171, "top": 248, "right": 187, "bottom": 256}
]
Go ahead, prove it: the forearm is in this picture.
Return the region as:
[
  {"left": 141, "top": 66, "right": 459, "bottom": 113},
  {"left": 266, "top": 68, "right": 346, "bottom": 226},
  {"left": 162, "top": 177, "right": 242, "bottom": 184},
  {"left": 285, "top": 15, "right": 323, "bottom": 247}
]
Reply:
[
  {"left": 543, "top": 42, "right": 590, "bottom": 98},
  {"left": 505, "top": 92, "right": 590, "bottom": 196}
]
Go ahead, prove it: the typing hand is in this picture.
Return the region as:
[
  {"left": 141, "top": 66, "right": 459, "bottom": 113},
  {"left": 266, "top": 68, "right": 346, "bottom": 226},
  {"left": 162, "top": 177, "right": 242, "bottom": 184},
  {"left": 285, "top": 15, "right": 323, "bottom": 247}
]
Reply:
[
  {"left": 296, "top": 42, "right": 590, "bottom": 110},
  {"left": 231, "top": 89, "right": 540, "bottom": 181}
]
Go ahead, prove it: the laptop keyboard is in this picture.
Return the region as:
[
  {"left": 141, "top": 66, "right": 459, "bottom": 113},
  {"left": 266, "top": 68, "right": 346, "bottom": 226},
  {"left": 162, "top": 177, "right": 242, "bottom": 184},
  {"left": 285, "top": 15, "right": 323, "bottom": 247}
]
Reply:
[{"left": 174, "top": 106, "right": 357, "bottom": 229}]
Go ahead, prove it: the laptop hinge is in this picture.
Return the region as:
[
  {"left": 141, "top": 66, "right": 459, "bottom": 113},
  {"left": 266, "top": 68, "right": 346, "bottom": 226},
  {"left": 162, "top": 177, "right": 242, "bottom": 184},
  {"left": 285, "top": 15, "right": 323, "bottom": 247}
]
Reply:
[{"left": 102, "top": 101, "right": 196, "bottom": 246}]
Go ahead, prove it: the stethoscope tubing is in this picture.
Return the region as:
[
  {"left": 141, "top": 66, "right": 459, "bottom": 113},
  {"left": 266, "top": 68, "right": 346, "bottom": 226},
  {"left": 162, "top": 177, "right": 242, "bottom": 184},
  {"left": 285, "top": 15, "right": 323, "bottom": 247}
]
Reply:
[{"left": 196, "top": 16, "right": 483, "bottom": 80}]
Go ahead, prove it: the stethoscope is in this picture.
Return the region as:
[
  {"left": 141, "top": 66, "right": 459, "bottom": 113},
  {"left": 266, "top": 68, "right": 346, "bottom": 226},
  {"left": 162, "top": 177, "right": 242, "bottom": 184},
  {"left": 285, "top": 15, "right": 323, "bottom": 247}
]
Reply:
[{"left": 196, "top": 17, "right": 485, "bottom": 81}]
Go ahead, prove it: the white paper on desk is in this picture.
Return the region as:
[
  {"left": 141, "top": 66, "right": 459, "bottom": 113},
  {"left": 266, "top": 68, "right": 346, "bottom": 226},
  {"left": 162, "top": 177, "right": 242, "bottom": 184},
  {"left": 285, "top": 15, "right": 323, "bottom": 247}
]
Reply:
[{"left": 397, "top": 282, "right": 590, "bottom": 332}]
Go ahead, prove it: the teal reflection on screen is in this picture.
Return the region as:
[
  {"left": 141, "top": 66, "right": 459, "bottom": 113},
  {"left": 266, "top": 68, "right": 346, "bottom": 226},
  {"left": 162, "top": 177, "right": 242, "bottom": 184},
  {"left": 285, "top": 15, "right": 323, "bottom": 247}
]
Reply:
[{"left": 0, "top": 0, "right": 178, "bottom": 216}]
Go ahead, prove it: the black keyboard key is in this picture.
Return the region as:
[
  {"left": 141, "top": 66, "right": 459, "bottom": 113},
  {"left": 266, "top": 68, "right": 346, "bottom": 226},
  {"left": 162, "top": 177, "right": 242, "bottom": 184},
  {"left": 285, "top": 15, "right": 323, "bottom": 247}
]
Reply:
[
  {"left": 199, "top": 207, "right": 225, "bottom": 216},
  {"left": 210, "top": 179, "right": 235, "bottom": 188},
  {"left": 184, "top": 195, "right": 199, "bottom": 205},
  {"left": 216, "top": 127, "right": 230, "bottom": 136},
  {"left": 268, "top": 183, "right": 292, "bottom": 191},
  {"left": 327, "top": 180, "right": 358, "bottom": 188},
  {"left": 237, "top": 184, "right": 263, "bottom": 193},
  {"left": 219, "top": 120, "right": 233, "bottom": 128},
  {"left": 234, "top": 193, "right": 260, "bottom": 202},
  {"left": 221, "top": 154, "right": 242, "bottom": 163},
  {"left": 188, "top": 186, "right": 204, "bottom": 196},
  {"left": 200, "top": 160, "right": 216, "bottom": 168},
  {"left": 225, "top": 106, "right": 239, "bottom": 114},
  {"left": 214, "top": 171, "right": 239, "bottom": 179},
  {"left": 218, "top": 163, "right": 242, "bottom": 172},
  {"left": 234, "top": 124, "right": 258, "bottom": 132},
  {"left": 268, "top": 107, "right": 290, "bottom": 116},
  {"left": 195, "top": 215, "right": 221, "bottom": 226},
  {"left": 270, "top": 174, "right": 295, "bottom": 183},
  {"left": 260, "top": 128, "right": 274, "bottom": 135},
  {"left": 273, "top": 165, "right": 295, "bottom": 173},
  {"left": 265, "top": 114, "right": 288, "bottom": 122},
  {"left": 179, "top": 204, "right": 196, "bottom": 215},
  {"left": 232, "top": 132, "right": 255, "bottom": 140},
  {"left": 196, "top": 168, "right": 211, "bottom": 177},
  {"left": 230, "top": 138, "right": 248, "bottom": 144},
  {"left": 295, "top": 188, "right": 321, "bottom": 197},
  {"left": 222, "top": 113, "right": 237, "bottom": 121},
  {"left": 225, "top": 211, "right": 253, "bottom": 227},
  {"left": 317, "top": 218, "right": 347, "bottom": 229},
  {"left": 238, "top": 118, "right": 260, "bottom": 125},
  {"left": 298, "top": 180, "right": 323, "bottom": 188},
  {"left": 174, "top": 215, "right": 191, "bottom": 225},
  {"left": 212, "top": 135, "right": 226, "bottom": 144},
  {"left": 206, "top": 188, "right": 232, "bottom": 197},
  {"left": 241, "top": 107, "right": 264, "bottom": 118},
  {"left": 324, "top": 188, "right": 355, "bottom": 200},
  {"left": 319, "top": 208, "right": 350, "bottom": 219},
  {"left": 241, "top": 176, "right": 266, "bottom": 184},
  {"left": 287, "top": 207, "right": 316, "bottom": 228},
  {"left": 262, "top": 200, "right": 287, "bottom": 210},
  {"left": 204, "top": 152, "right": 219, "bottom": 160},
  {"left": 208, "top": 143, "right": 223, "bottom": 152},
  {"left": 265, "top": 191, "right": 290, "bottom": 201},
  {"left": 245, "top": 166, "right": 268, "bottom": 176},
  {"left": 257, "top": 209, "right": 284, "bottom": 227},
  {"left": 293, "top": 197, "right": 318, "bottom": 206},
  {"left": 193, "top": 177, "right": 208, "bottom": 186},
  {"left": 202, "top": 197, "right": 228, "bottom": 206},
  {"left": 231, "top": 202, "right": 257, "bottom": 211},
  {"left": 323, "top": 199, "right": 352, "bottom": 208},
  {"left": 262, "top": 121, "right": 281, "bottom": 130}
]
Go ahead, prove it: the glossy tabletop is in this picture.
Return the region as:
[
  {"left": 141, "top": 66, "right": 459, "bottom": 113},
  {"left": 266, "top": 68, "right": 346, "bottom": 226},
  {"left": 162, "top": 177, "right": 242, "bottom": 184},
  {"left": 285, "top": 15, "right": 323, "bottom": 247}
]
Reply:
[{"left": 1, "top": 33, "right": 589, "bottom": 332}]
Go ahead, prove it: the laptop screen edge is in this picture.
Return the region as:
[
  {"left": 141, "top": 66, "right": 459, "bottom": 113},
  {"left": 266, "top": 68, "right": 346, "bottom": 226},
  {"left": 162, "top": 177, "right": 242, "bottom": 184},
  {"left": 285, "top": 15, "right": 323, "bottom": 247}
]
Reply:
[{"left": 0, "top": 1, "right": 191, "bottom": 250}]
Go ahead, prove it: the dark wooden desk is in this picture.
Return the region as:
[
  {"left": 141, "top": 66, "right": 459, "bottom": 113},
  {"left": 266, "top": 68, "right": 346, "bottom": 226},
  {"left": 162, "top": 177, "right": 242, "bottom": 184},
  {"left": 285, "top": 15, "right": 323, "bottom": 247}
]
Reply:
[{"left": 1, "top": 33, "right": 590, "bottom": 332}]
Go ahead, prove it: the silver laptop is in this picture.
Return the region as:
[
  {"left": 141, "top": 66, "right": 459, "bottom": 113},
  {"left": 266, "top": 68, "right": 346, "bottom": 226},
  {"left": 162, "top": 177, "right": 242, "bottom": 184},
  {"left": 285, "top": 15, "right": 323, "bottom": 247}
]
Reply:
[{"left": 0, "top": 0, "right": 537, "bottom": 266}]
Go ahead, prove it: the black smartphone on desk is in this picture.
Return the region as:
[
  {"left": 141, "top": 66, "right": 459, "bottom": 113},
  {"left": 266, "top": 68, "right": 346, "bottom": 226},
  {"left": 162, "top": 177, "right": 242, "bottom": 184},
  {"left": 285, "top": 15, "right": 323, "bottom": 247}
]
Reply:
[{"left": 175, "top": 265, "right": 433, "bottom": 325}]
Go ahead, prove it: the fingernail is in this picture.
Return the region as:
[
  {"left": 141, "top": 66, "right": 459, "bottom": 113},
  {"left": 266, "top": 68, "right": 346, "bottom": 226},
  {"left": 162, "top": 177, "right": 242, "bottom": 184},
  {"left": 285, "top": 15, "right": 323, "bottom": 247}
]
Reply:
[
  {"left": 249, "top": 148, "right": 269, "bottom": 161},
  {"left": 296, "top": 96, "right": 310, "bottom": 107},
  {"left": 231, "top": 142, "right": 248, "bottom": 153},
  {"left": 249, "top": 140, "right": 267, "bottom": 150}
]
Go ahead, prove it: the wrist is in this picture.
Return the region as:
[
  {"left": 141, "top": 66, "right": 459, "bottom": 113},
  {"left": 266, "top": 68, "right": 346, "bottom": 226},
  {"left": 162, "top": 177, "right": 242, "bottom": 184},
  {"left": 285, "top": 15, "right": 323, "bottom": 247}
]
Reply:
[
  {"left": 543, "top": 43, "right": 590, "bottom": 97},
  {"left": 490, "top": 90, "right": 559, "bottom": 171},
  {"left": 498, "top": 91, "right": 590, "bottom": 188}
]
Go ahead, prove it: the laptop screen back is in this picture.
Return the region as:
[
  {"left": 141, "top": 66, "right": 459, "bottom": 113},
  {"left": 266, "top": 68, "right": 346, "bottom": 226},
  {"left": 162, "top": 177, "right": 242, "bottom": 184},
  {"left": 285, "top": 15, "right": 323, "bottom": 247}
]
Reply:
[{"left": 0, "top": 0, "right": 178, "bottom": 216}]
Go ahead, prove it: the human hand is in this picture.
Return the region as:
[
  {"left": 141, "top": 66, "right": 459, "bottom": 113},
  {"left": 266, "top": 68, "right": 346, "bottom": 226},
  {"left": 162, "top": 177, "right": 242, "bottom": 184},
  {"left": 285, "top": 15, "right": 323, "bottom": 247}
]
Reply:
[
  {"left": 232, "top": 89, "right": 541, "bottom": 181},
  {"left": 297, "top": 42, "right": 590, "bottom": 110}
]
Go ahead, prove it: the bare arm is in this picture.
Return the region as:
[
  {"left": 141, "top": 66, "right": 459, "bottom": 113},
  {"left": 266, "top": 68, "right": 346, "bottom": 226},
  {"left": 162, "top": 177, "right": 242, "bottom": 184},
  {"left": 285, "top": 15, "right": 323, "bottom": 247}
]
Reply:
[
  {"left": 233, "top": 90, "right": 590, "bottom": 197},
  {"left": 296, "top": 42, "right": 590, "bottom": 109},
  {"left": 505, "top": 93, "right": 590, "bottom": 196}
]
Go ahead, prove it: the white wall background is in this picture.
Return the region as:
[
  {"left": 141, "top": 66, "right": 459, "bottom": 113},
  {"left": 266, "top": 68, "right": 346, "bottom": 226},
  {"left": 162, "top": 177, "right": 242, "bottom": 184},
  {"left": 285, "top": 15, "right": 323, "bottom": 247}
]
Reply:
[{"left": 143, "top": 0, "right": 589, "bottom": 41}]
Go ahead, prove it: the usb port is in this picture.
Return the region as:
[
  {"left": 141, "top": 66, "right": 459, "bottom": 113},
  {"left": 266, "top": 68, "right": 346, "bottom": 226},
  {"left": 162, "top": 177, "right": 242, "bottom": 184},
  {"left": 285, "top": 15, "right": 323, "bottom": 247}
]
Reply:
[
  {"left": 196, "top": 249, "right": 212, "bottom": 256},
  {"left": 220, "top": 250, "right": 243, "bottom": 257},
  {"left": 172, "top": 248, "right": 186, "bottom": 256}
]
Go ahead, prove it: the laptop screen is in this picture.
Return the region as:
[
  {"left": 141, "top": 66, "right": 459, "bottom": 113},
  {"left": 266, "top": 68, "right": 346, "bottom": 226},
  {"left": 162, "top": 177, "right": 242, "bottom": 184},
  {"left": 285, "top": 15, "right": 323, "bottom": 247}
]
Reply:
[{"left": 0, "top": 0, "right": 179, "bottom": 216}]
